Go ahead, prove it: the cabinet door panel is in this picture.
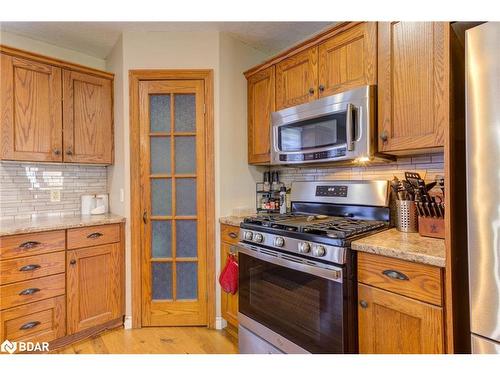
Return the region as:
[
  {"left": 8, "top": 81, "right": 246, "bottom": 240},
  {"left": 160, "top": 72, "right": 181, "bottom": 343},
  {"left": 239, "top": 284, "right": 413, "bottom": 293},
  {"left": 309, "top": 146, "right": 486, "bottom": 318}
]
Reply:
[
  {"left": 67, "top": 242, "right": 123, "bottom": 334},
  {"left": 1, "top": 54, "right": 62, "bottom": 161},
  {"left": 318, "top": 22, "right": 376, "bottom": 97},
  {"left": 63, "top": 70, "right": 113, "bottom": 164},
  {"left": 378, "top": 22, "right": 448, "bottom": 153},
  {"left": 358, "top": 283, "right": 444, "bottom": 354},
  {"left": 247, "top": 66, "right": 274, "bottom": 164},
  {"left": 276, "top": 47, "right": 318, "bottom": 110}
]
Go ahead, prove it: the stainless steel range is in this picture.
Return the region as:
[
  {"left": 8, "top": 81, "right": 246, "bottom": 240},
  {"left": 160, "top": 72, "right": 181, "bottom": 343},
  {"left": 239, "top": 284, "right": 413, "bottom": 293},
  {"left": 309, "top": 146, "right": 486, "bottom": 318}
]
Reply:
[{"left": 236, "top": 180, "right": 390, "bottom": 354}]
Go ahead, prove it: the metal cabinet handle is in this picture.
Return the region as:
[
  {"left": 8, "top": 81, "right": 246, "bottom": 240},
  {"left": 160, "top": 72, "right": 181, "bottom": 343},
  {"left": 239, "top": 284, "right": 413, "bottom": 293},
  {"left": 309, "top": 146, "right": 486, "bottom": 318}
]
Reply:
[
  {"left": 70, "top": 259, "right": 76, "bottom": 266},
  {"left": 20, "top": 321, "right": 41, "bottom": 330},
  {"left": 19, "top": 264, "right": 41, "bottom": 272},
  {"left": 228, "top": 232, "right": 238, "bottom": 239},
  {"left": 308, "top": 87, "right": 315, "bottom": 95},
  {"left": 319, "top": 84, "right": 325, "bottom": 92},
  {"left": 19, "top": 288, "right": 40, "bottom": 296},
  {"left": 143, "top": 211, "right": 148, "bottom": 224},
  {"left": 346, "top": 103, "right": 354, "bottom": 151},
  {"left": 380, "top": 130, "right": 388, "bottom": 142},
  {"left": 19, "top": 241, "right": 41, "bottom": 249},
  {"left": 53, "top": 149, "right": 61, "bottom": 155},
  {"left": 359, "top": 300, "right": 368, "bottom": 309},
  {"left": 382, "top": 269, "right": 409, "bottom": 281},
  {"left": 87, "top": 232, "right": 103, "bottom": 239},
  {"left": 66, "top": 149, "right": 73, "bottom": 155}
]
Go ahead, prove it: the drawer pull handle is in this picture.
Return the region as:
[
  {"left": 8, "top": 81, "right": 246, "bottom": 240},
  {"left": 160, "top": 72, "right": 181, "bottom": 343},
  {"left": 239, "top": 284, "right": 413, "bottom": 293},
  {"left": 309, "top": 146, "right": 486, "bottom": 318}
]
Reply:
[
  {"left": 228, "top": 232, "right": 238, "bottom": 239},
  {"left": 19, "top": 241, "right": 41, "bottom": 249},
  {"left": 20, "top": 321, "right": 41, "bottom": 330},
  {"left": 382, "top": 269, "right": 409, "bottom": 281},
  {"left": 359, "top": 300, "right": 368, "bottom": 309},
  {"left": 19, "top": 288, "right": 41, "bottom": 296},
  {"left": 70, "top": 259, "right": 76, "bottom": 266},
  {"left": 19, "top": 264, "right": 41, "bottom": 272},
  {"left": 87, "top": 232, "right": 103, "bottom": 239}
]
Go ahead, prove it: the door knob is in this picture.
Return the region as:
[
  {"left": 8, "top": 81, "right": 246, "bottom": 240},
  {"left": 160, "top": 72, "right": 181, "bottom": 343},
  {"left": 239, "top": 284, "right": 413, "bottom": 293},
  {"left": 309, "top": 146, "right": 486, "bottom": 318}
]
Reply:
[
  {"left": 66, "top": 149, "right": 73, "bottom": 155},
  {"left": 359, "top": 300, "right": 368, "bottom": 309},
  {"left": 380, "top": 130, "right": 388, "bottom": 142},
  {"left": 308, "top": 87, "right": 315, "bottom": 95},
  {"left": 70, "top": 259, "right": 76, "bottom": 266},
  {"left": 319, "top": 84, "right": 325, "bottom": 92},
  {"left": 53, "top": 149, "right": 61, "bottom": 155}
]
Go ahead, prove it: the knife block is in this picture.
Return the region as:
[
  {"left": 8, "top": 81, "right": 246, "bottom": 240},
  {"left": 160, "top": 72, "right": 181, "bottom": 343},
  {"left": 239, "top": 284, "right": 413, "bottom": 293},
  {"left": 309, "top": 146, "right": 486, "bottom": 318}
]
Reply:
[{"left": 418, "top": 216, "right": 445, "bottom": 239}]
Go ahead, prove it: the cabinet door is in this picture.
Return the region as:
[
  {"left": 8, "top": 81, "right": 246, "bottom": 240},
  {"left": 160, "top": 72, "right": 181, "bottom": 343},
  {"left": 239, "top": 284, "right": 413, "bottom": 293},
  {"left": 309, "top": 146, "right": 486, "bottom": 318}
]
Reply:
[
  {"left": 318, "top": 22, "right": 377, "bottom": 97},
  {"left": 358, "top": 283, "right": 444, "bottom": 354},
  {"left": 378, "top": 22, "right": 448, "bottom": 153},
  {"left": 67, "top": 242, "right": 123, "bottom": 334},
  {"left": 276, "top": 47, "right": 318, "bottom": 110},
  {"left": 0, "top": 54, "right": 62, "bottom": 162},
  {"left": 247, "top": 66, "right": 275, "bottom": 164},
  {"left": 220, "top": 242, "right": 238, "bottom": 328},
  {"left": 63, "top": 70, "right": 113, "bottom": 164}
]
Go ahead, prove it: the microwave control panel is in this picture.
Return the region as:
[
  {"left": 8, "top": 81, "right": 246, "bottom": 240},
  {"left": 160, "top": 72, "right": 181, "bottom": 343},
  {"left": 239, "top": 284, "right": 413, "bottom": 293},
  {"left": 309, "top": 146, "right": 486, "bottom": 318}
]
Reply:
[
  {"left": 279, "top": 148, "right": 347, "bottom": 162},
  {"left": 316, "top": 185, "right": 348, "bottom": 197}
]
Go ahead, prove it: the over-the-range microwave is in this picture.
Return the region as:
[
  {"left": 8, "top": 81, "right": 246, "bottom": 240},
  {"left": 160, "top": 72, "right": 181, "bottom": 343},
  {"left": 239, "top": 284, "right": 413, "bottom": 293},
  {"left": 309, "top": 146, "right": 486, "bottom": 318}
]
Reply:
[{"left": 271, "top": 85, "right": 391, "bottom": 165}]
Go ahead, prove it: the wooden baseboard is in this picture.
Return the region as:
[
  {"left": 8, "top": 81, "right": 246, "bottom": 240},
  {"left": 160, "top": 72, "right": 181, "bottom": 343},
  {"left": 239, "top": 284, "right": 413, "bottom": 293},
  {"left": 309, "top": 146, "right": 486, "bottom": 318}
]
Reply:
[
  {"left": 49, "top": 317, "right": 123, "bottom": 352},
  {"left": 225, "top": 323, "right": 238, "bottom": 340}
]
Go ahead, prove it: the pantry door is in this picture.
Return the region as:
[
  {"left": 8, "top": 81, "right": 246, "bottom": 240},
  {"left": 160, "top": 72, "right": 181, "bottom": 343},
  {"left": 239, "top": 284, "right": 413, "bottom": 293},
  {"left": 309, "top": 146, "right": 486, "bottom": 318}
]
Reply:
[{"left": 139, "top": 79, "right": 208, "bottom": 326}]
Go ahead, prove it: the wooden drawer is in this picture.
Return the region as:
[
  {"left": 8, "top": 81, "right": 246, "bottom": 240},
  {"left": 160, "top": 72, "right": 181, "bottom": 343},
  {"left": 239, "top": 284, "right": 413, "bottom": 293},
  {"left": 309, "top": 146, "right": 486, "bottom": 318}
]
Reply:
[
  {"left": 221, "top": 224, "right": 240, "bottom": 245},
  {"left": 0, "top": 251, "right": 65, "bottom": 286},
  {"left": 358, "top": 252, "right": 443, "bottom": 306},
  {"left": 0, "top": 230, "right": 65, "bottom": 260},
  {"left": 0, "top": 295, "right": 66, "bottom": 342},
  {"left": 0, "top": 273, "right": 65, "bottom": 310},
  {"left": 67, "top": 224, "right": 120, "bottom": 249}
]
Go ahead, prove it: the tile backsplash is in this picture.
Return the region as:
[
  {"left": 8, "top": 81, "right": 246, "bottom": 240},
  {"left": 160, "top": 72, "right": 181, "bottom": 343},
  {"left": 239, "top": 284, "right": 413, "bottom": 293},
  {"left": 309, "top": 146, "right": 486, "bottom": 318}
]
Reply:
[
  {"left": 275, "top": 153, "right": 444, "bottom": 186},
  {"left": 0, "top": 162, "right": 107, "bottom": 220}
]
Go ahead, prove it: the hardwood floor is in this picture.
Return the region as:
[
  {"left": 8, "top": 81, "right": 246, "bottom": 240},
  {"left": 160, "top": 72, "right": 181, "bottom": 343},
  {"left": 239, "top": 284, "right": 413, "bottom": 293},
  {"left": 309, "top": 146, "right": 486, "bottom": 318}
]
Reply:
[{"left": 54, "top": 327, "right": 238, "bottom": 354}]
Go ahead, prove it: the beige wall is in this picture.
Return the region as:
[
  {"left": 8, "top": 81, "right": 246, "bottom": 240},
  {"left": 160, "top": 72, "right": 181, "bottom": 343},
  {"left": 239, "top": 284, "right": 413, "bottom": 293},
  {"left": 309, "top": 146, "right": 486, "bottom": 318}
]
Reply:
[
  {"left": 0, "top": 30, "right": 106, "bottom": 70},
  {"left": 106, "top": 31, "right": 269, "bottom": 324}
]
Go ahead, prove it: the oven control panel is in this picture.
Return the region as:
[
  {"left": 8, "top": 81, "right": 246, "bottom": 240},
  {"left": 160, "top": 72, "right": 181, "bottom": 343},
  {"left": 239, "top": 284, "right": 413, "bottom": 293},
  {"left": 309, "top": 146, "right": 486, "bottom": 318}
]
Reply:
[{"left": 316, "top": 185, "right": 348, "bottom": 197}]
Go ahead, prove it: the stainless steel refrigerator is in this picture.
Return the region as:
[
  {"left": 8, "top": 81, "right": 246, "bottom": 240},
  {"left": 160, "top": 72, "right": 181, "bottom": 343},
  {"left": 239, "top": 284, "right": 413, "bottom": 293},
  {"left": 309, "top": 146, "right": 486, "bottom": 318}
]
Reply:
[{"left": 466, "top": 22, "right": 500, "bottom": 354}]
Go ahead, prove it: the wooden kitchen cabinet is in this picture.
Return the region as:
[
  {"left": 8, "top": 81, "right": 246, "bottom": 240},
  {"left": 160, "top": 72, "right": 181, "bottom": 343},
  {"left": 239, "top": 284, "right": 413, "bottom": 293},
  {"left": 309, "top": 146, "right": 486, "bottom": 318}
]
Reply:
[
  {"left": 220, "top": 224, "right": 240, "bottom": 337},
  {"left": 66, "top": 242, "right": 123, "bottom": 335},
  {"left": 247, "top": 66, "right": 275, "bottom": 164},
  {"left": 358, "top": 284, "right": 444, "bottom": 354},
  {"left": 318, "top": 22, "right": 377, "bottom": 97},
  {"left": 0, "top": 53, "right": 63, "bottom": 162},
  {"left": 377, "top": 22, "right": 449, "bottom": 154},
  {"left": 276, "top": 47, "right": 318, "bottom": 110},
  {"left": 357, "top": 252, "right": 445, "bottom": 354},
  {"left": 0, "top": 45, "right": 114, "bottom": 164},
  {"left": 62, "top": 70, "right": 113, "bottom": 164}
]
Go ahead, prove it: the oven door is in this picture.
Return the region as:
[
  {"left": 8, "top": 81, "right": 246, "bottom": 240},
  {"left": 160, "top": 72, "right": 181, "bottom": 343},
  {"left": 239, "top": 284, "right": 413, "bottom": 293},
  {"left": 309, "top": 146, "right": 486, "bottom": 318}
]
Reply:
[{"left": 237, "top": 244, "right": 348, "bottom": 354}]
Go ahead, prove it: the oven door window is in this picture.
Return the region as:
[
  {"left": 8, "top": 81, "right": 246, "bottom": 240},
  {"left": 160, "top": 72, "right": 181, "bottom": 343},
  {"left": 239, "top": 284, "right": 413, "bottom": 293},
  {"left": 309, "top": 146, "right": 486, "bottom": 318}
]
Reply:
[
  {"left": 278, "top": 112, "right": 347, "bottom": 152},
  {"left": 239, "top": 252, "right": 345, "bottom": 353}
]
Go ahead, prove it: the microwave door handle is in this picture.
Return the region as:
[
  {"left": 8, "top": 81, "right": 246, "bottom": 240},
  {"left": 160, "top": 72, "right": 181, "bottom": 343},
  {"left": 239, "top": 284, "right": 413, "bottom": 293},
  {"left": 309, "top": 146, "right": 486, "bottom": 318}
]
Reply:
[{"left": 346, "top": 103, "right": 354, "bottom": 151}]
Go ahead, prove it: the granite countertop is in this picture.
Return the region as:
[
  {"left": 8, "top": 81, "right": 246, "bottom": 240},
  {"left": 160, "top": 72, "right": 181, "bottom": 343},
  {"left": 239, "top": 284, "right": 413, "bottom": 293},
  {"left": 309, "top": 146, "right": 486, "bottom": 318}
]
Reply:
[
  {"left": 219, "top": 215, "right": 248, "bottom": 227},
  {"left": 351, "top": 228, "right": 445, "bottom": 267},
  {"left": 0, "top": 213, "right": 126, "bottom": 236}
]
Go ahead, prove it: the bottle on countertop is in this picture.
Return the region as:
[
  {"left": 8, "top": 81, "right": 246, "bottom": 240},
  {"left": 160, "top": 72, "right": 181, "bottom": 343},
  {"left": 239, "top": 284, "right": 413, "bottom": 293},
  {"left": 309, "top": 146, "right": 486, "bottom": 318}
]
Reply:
[
  {"left": 263, "top": 171, "right": 271, "bottom": 192},
  {"left": 279, "top": 186, "right": 287, "bottom": 214},
  {"left": 271, "top": 171, "right": 280, "bottom": 192}
]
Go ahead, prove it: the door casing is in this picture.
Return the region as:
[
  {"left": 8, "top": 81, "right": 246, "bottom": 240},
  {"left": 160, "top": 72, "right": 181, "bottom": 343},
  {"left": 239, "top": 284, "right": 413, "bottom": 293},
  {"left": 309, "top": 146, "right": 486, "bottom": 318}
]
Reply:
[{"left": 129, "top": 70, "right": 215, "bottom": 328}]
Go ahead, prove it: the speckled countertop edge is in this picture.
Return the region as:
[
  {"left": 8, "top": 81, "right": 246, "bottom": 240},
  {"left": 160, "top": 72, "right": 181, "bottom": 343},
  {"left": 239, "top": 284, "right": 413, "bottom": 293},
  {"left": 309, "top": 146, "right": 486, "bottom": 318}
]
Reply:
[
  {"left": 351, "top": 228, "right": 445, "bottom": 267},
  {"left": 219, "top": 216, "right": 248, "bottom": 227},
  {"left": 0, "top": 213, "right": 126, "bottom": 236}
]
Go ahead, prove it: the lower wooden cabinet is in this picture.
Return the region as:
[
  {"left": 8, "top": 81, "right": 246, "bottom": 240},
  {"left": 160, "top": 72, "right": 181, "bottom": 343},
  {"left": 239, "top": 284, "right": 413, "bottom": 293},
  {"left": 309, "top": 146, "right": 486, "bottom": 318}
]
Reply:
[
  {"left": 66, "top": 242, "right": 123, "bottom": 335},
  {"left": 220, "top": 224, "right": 239, "bottom": 337},
  {"left": 358, "top": 284, "right": 444, "bottom": 354}
]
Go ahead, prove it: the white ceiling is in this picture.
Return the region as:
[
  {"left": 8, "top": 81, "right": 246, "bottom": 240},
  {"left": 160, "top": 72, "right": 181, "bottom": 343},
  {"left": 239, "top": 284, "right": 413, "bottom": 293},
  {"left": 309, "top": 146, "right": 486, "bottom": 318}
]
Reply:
[{"left": 0, "top": 22, "right": 335, "bottom": 59}]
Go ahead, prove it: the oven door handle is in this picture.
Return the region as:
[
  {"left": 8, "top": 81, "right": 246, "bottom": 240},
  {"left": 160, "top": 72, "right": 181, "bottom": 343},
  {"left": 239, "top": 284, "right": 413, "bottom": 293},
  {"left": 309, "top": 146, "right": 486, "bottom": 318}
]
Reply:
[
  {"left": 237, "top": 244, "right": 343, "bottom": 283},
  {"left": 346, "top": 103, "right": 354, "bottom": 151}
]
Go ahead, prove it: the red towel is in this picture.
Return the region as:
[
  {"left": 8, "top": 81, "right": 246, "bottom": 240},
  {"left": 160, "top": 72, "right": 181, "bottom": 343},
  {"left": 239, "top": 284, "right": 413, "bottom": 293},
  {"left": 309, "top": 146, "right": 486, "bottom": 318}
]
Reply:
[{"left": 219, "top": 253, "right": 238, "bottom": 294}]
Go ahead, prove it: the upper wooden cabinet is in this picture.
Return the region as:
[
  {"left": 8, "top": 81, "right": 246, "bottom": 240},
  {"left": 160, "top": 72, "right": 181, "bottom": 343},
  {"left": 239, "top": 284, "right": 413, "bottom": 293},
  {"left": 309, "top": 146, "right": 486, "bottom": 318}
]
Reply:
[
  {"left": 378, "top": 22, "right": 449, "bottom": 154},
  {"left": 318, "top": 22, "right": 377, "bottom": 97},
  {"left": 0, "top": 46, "right": 114, "bottom": 164},
  {"left": 247, "top": 66, "right": 275, "bottom": 164},
  {"left": 63, "top": 71, "right": 113, "bottom": 164},
  {"left": 276, "top": 47, "right": 318, "bottom": 110},
  {"left": 0, "top": 54, "right": 63, "bottom": 162}
]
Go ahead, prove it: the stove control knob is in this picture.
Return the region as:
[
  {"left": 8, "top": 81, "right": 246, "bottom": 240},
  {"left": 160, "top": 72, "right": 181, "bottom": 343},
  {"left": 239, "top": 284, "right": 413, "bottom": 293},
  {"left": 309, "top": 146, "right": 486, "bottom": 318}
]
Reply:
[
  {"left": 253, "top": 233, "right": 264, "bottom": 243},
  {"left": 312, "top": 245, "right": 326, "bottom": 257},
  {"left": 244, "top": 231, "right": 253, "bottom": 241},
  {"left": 298, "top": 242, "right": 311, "bottom": 254},
  {"left": 274, "top": 237, "right": 285, "bottom": 247}
]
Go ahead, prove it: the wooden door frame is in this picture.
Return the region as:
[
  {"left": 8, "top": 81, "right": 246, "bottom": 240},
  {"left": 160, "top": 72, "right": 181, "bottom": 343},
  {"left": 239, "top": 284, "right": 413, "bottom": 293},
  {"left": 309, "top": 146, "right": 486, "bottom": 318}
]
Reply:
[{"left": 129, "top": 70, "right": 215, "bottom": 329}]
